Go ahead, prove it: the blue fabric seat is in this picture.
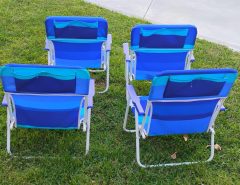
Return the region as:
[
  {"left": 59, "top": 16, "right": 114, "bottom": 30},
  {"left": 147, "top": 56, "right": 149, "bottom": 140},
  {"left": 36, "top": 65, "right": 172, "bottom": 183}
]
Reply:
[
  {"left": 45, "top": 16, "right": 112, "bottom": 93},
  {"left": 123, "top": 24, "right": 197, "bottom": 82},
  {"left": 1, "top": 64, "right": 95, "bottom": 155},
  {"left": 123, "top": 69, "right": 238, "bottom": 167},
  {"left": 12, "top": 95, "right": 85, "bottom": 129}
]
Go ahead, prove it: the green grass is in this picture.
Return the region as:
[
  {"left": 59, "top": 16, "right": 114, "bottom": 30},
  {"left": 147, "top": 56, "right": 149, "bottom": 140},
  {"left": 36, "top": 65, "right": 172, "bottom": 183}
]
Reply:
[{"left": 0, "top": 0, "right": 240, "bottom": 184}]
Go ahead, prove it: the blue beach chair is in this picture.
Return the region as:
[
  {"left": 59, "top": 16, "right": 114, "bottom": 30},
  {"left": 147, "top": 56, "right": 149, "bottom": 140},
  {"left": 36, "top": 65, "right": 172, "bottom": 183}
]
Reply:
[
  {"left": 45, "top": 16, "right": 112, "bottom": 93},
  {"left": 123, "top": 69, "right": 238, "bottom": 167},
  {"left": 1, "top": 64, "right": 95, "bottom": 156},
  {"left": 123, "top": 25, "right": 197, "bottom": 83}
]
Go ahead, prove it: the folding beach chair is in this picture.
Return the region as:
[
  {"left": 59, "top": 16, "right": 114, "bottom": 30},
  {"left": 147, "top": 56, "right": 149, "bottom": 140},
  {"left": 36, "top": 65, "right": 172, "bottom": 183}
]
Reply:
[
  {"left": 45, "top": 16, "right": 112, "bottom": 93},
  {"left": 1, "top": 64, "right": 95, "bottom": 156},
  {"left": 123, "top": 69, "right": 238, "bottom": 167},
  {"left": 123, "top": 25, "right": 197, "bottom": 83}
]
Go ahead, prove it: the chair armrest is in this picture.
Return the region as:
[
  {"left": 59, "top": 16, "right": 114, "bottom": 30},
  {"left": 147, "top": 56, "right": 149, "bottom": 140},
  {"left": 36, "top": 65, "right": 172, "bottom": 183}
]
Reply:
[
  {"left": 87, "top": 79, "right": 95, "bottom": 109},
  {"left": 123, "top": 43, "right": 130, "bottom": 61},
  {"left": 45, "top": 37, "right": 50, "bottom": 51},
  {"left": 106, "top": 34, "right": 112, "bottom": 51},
  {"left": 2, "top": 94, "right": 7, "bottom": 107},
  {"left": 127, "top": 85, "right": 144, "bottom": 115}
]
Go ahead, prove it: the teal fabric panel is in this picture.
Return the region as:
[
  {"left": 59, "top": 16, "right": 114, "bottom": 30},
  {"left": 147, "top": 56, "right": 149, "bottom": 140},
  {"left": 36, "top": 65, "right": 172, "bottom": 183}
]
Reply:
[
  {"left": 54, "top": 20, "right": 98, "bottom": 28},
  {"left": 141, "top": 28, "right": 188, "bottom": 37},
  {"left": 131, "top": 48, "right": 191, "bottom": 53},
  {"left": 49, "top": 38, "right": 106, "bottom": 43}
]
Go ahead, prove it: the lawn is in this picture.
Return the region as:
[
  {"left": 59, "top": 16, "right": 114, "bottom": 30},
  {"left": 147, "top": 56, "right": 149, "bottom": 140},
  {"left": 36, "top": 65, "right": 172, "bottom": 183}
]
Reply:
[{"left": 0, "top": 0, "right": 240, "bottom": 184}]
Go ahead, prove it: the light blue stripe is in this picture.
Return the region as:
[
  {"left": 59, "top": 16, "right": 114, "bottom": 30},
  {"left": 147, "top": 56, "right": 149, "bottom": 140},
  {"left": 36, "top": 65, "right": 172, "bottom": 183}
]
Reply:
[
  {"left": 152, "top": 76, "right": 169, "bottom": 86},
  {"left": 48, "top": 36, "right": 55, "bottom": 39},
  {"left": 152, "top": 73, "right": 237, "bottom": 86},
  {"left": 132, "top": 48, "right": 190, "bottom": 53},
  {"left": 131, "top": 45, "right": 139, "bottom": 50},
  {"left": 183, "top": 44, "right": 194, "bottom": 49},
  {"left": 54, "top": 20, "right": 98, "bottom": 28},
  {"left": 17, "top": 124, "right": 78, "bottom": 130},
  {"left": 141, "top": 28, "right": 188, "bottom": 37},
  {"left": 168, "top": 74, "right": 237, "bottom": 83},
  {"left": 50, "top": 38, "right": 106, "bottom": 43}
]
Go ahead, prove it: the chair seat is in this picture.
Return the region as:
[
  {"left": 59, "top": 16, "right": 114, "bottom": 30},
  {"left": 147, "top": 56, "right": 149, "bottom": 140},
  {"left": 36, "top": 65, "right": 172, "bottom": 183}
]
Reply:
[{"left": 12, "top": 94, "right": 85, "bottom": 129}]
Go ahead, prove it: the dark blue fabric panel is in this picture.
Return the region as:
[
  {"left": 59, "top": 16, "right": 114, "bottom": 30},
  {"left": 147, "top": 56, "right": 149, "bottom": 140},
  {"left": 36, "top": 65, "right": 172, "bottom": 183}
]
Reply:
[
  {"left": 135, "top": 52, "right": 187, "bottom": 80},
  {"left": 136, "top": 52, "right": 187, "bottom": 71},
  {"left": 15, "top": 76, "right": 76, "bottom": 93},
  {"left": 12, "top": 95, "right": 83, "bottom": 109},
  {"left": 55, "top": 59, "right": 102, "bottom": 69},
  {"left": 12, "top": 95, "right": 84, "bottom": 129},
  {"left": 16, "top": 106, "right": 79, "bottom": 129},
  {"left": 152, "top": 112, "right": 212, "bottom": 121},
  {"left": 54, "top": 26, "right": 98, "bottom": 39},
  {"left": 151, "top": 100, "right": 218, "bottom": 121},
  {"left": 53, "top": 41, "right": 102, "bottom": 68},
  {"left": 164, "top": 79, "right": 225, "bottom": 98},
  {"left": 139, "top": 35, "right": 186, "bottom": 48},
  {"left": 148, "top": 117, "right": 211, "bottom": 136},
  {"left": 53, "top": 41, "right": 102, "bottom": 60}
]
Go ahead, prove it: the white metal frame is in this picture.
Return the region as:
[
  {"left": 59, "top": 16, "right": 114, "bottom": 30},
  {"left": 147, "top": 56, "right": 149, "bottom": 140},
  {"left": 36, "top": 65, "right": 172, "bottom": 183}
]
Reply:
[
  {"left": 45, "top": 34, "right": 112, "bottom": 94},
  {"left": 5, "top": 92, "right": 93, "bottom": 157},
  {"left": 123, "top": 97, "right": 135, "bottom": 133},
  {"left": 124, "top": 94, "right": 226, "bottom": 167}
]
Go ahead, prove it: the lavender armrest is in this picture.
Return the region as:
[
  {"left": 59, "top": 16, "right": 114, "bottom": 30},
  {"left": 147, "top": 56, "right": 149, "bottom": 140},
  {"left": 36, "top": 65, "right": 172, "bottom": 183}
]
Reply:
[
  {"left": 123, "top": 43, "right": 130, "bottom": 61},
  {"left": 106, "top": 34, "right": 112, "bottom": 51},
  {"left": 87, "top": 79, "right": 95, "bottom": 109},
  {"left": 45, "top": 37, "right": 50, "bottom": 51},
  {"left": 127, "top": 85, "right": 144, "bottom": 115},
  {"left": 2, "top": 94, "right": 7, "bottom": 107}
]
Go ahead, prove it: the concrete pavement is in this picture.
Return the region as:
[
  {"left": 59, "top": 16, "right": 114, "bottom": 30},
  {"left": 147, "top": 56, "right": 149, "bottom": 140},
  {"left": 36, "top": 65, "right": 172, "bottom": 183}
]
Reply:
[{"left": 86, "top": 0, "right": 240, "bottom": 51}]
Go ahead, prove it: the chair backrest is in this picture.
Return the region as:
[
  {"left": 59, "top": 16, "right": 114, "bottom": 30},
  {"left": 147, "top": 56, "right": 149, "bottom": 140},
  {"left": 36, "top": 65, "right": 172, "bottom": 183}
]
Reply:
[
  {"left": 45, "top": 16, "right": 108, "bottom": 68},
  {"left": 45, "top": 16, "right": 108, "bottom": 40},
  {"left": 145, "top": 69, "right": 237, "bottom": 136},
  {"left": 131, "top": 25, "right": 197, "bottom": 49},
  {"left": 1, "top": 64, "right": 91, "bottom": 95},
  {"left": 131, "top": 25, "right": 197, "bottom": 80},
  {"left": 0, "top": 64, "right": 92, "bottom": 129}
]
